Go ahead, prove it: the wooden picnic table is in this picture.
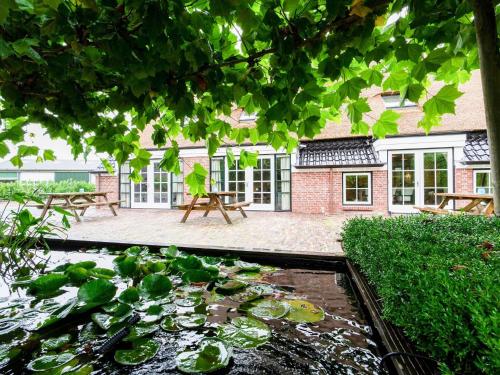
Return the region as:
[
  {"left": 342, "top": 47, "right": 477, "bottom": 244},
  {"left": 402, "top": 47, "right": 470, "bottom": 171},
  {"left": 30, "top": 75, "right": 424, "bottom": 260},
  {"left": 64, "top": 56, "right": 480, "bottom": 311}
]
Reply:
[
  {"left": 38, "top": 191, "right": 122, "bottom": 222},
  {"left": 415, "top": 192, "right": 494, "bottom": 216},
  {"left": 179, "top": 191, "right": 250, "bottom": 224}
]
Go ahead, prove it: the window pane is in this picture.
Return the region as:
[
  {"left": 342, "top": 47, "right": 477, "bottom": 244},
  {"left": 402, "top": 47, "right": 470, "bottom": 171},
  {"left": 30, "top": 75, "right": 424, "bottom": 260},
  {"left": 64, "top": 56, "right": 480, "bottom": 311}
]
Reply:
[
  {"left": 436, "top": 170, "right": 448, "bottom": 187},
  {"left": 253, "top": 193, "right": 261, "bottom": 204},
  {"left": 424, "top": 189, "right": 436, "bottom": 205},
  {"left": 357, "top": 174, "right": 368, "bottom": 188},
  {"left": 345, "top": 189, "right": 357, "bottom": 202},
  {"left": 403, "top": 188, "right": 415, "bottom": 204},
  {"left": 262, "top": 193, "right": 271, "bottom": 204},
  {"left": 435, "top": 153, "right": 448, "bottom": 169},
  {"left": 403, "top": 154, "right": 415, "bottom": 170},
  {"left": 392, "top": 154, "right": 403, "bottom": 170},
  {"left": 262, "top": 182, "right": 271, "bottom": 192},
  {"left": 392, "top": 189, "right": 403, "bottom": 204},
  {"left": 404, "top": 171, "right": 415, "bottom": 185},
  {"left": 392, "top": 172, "right": 403, "bottom": 188},
  {"left": 357, "top": 189, "right": 369, "bottom": 202},
  {"left": 262, "top": 158, "right": 271, "bottom": 169},
  {"left": 346, "top": 175, "right": 357, "bottom": 188},
  {"left": 424, "top": 171, "right": 435, "bottom": 188},
  {"left": 262, "top": 171, "right": 271, "bottom": 181},
  {"left": 253, "top": 170, "right": 261, "bottom": 180},
  {"left": 423, "top": 153, "right": 435, "bottom": 169}
]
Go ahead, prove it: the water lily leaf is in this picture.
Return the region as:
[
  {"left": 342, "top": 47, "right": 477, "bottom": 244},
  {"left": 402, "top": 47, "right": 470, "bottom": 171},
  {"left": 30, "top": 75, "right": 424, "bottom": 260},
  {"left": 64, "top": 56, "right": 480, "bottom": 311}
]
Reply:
[
  {"left": 139, "top": 274, "right": 172, "bottom": 298},
  {"left": 118, "top": 287, "right": 140, "bottom": 304},
  {"left": 284, "top": 300, "right": 325, "bottom": 323},
  {"left": 77, "top": 279, "right": 117, "bottom": 306},
  {"left": 66, "top": 267, "right": 90, "bottom": 284},
  {"left": 41, "top": 334, "right": 72, "bottom": 351},
  {"left": 28, "top": 274, "right": 68, "bottom": 296},
  {"left": 0, "top": 318, "right": 21, "bottom": 335},
  {"left": 216, "top": 280, "right": 247, "bottom": 295},
  {"left": 229, "top": 284, "right": 272, "bottom": 303},
  {"left": 114, "top": 338, "right": 160, "bottom": 365},
  {"left": 69, "top": 261, "right": 97, "bottom": 270},
  {"left": 160, "top": 245, "right": 179, "bottom": 259},
  {"left": 89, "top": 267, "right": 116, "bottom": 279},
  {"left": 0, "top": 347, "right": 21, "bottom": 369},
  {"left": 248, "top": 299, "right": 289, "bottom": 319},
  {"left": 175, "top": 295, "right": 203, "bottom": 307},
  {"left": 181, "top": 269, "right": 216, "bottom": 283},
  {"left": 91, "top": 311, "right": 131, "bottom": 330},
  {"left": 145, "top": 261, "right": 166, "bottom": 273},
  {"left": 217, "top": 316, "right": 271, "bottom": 348},
  {"left": 125, "top": 246, "right": 148, "bottom": 257},
  {"left": 176, "top": 338, "right": 232, "bottom": 374},
  {"left": 234, "top": 271, "right": 262, "bottom": 281},
  {"left": 113, "top": 255, "right": 139, "bottom": 278},
  {"left": 172, "top": 255, "right": 203, "bottom": 272},
  {"left": 234, "top": 260, "right": 260, "bottom": 272},
  {"left": 176, "top": 314, "right": 207, "bottom": 329},
  {"left": 142, "top": 304, "right": 171, "bottom": 323},
  {"left": 160, "top": 316, "right": 181, "bottom": 332},
  {"left": 79, "top": 322, "right": 100, "bottom": 341},
  {"left": 124, "top": 322, "right": 158, "bottom": 341},
  {"left": 60, "top": 363, "right": 93, "bottom": 375},
  {"left": 27, "top": 352, "right": 76, "bottom": 372}
]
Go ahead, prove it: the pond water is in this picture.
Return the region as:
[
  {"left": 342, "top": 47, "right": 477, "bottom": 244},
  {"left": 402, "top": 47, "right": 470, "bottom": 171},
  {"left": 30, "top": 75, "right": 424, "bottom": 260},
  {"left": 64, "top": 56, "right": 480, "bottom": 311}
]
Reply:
[{"left": 0, "top": 249, "right": 386, "bottom": 374}]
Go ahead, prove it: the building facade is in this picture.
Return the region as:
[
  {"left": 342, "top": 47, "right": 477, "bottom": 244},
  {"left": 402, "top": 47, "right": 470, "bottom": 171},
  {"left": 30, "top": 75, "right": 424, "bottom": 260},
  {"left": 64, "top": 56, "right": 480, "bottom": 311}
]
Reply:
[{"left": 105, "top": 71, "right": 491, "bottom": 215}]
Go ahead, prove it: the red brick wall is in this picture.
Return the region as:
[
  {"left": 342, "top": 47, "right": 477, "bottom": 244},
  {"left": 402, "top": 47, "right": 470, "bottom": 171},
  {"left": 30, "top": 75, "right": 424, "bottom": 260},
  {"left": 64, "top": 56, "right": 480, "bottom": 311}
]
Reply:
[
  {"left": 95, "top": 174, "right": 119, "bottom": 208},
  {"left": 292, "top": 169, "right": 388, "bottom": 214},
  {"left": 454, "top": 168, "right": 474, "bottom": 208}
]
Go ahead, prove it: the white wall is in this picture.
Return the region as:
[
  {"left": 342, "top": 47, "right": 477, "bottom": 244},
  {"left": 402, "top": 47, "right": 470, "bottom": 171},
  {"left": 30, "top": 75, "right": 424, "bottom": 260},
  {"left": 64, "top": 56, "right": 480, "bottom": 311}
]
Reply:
[{"left": 19, "top": 172, "right": 54, "bottom": 182}]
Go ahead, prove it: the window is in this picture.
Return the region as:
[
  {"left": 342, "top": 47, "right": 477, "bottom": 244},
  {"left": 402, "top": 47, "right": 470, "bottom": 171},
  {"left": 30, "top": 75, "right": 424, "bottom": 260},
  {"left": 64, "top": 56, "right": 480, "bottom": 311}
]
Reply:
[
  {"left": 381, "top": 93, "right": 416, "bottom": 109},
  {"left": 171, "top": 161, "right": 184, "bottom": 207},
  {"left": 134, "top": 167, "right": 148, "bottom": 203},
  {"left": 474, "top": 170, "right": 493, "bottom": 194},
  {"left": 210, "top": 157, "right": 225, "bottom": 192},
  {"left": 423, "top": 152, "right": 448, "bottom": 205},
  {"left": 0, "top": 172, "right": 18, "bottom": 183},
  {"left": 119, "top": 163, "right": 131, "bottom": 208},
  {"left": 54, "top": 172, "right": 89, "bottom": 182},
  {"left": 343, "top": 172, "right": 372, "bottom": 205},
  {"left": 276, "top": 155, "right": 291, "bottom": 211},
  {"left": 239, "top": 111, "right": 256, "bottom": 121},
  {"left": 153, "top": 162, "right": 169, "bottom": 203}
]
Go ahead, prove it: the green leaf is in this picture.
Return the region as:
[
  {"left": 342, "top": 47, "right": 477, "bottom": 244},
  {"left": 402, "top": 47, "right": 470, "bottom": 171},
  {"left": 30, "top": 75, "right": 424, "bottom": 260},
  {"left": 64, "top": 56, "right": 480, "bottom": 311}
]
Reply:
[
  {"left": 216, "top": 280, "right": 247, "bottom": 295},
  {"left": 284, "top": 299, "right": 325, "bottom": 323},
  {"left": 27, "top": 352, "right": 76, "bottom": 372},
  {"left": 0, "top": 2, "right": 10, "bottom": 24},
  {"left": 77, "top": 279, "right": 117, "bottom": 305},
  {"left": 347, "top": 99, "right": 370, "bottom": 124},
  {"left": 226, "top": 148, "right": 235, "bottom": 168},
  {"left": 43, "top": 149, "right": 55, "bottom": 161},
  {"left": 41, "top": 334, "right": 72, "bottom": 351},
  {"left": 239, "top": 150, "right": 258, "bottom": 168},
  {"left": 160, "top": 245, "right": 179, "bottom": 259},
  {"left": 217, "top": 316, "right": 271, "bottom": 348},
  {"left": 118, "top": 287, "right": 140, "bottom": 304},
  {"left": 176, "top": 314, "right": 207, "bottom": 329},
  {"left": 113, "top": 255, "right": 139, "bottom": 278},
  {"left": 248, "top": 299, "right": 290, "bottom": 319},
  {"left": 28, "top": 274, "right": 68, "bottom": 296},
  {"left": 114, "top": 338, "right": 160, "bottom": 366},
  {"left": 372, "top": 110, "right": 400, "bottom": 138},
  {"left": 124, "top": 322, "right": 159, "bottom": 341},
  {"left": 139, "top": 274, "right": 172, "bottom": 298},
  {"left": 423, "top": 85, "right": 463, "bottom": 117},
  {"left": 176, "top": 338, "right": 232, "bottom": 374},
  {"left": 186, "top": 163, "right": 208, "bottom": 197},
  {"left": 161, "top": 316, "right": 181, "bottom": 332},
  {"left": 338, "top": 78, "right": 366, "bottom": 100}
]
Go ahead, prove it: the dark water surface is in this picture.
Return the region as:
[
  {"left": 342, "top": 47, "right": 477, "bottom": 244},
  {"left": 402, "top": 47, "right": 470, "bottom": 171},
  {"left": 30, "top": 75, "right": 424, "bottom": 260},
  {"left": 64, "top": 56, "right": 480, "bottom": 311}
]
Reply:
[{"left": 1, "top": 251, "right": 385, "bottom": 374}]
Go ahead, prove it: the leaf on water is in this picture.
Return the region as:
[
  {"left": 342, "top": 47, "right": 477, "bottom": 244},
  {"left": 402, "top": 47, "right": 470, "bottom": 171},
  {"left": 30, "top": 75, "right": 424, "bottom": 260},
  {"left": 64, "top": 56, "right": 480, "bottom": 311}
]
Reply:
[
  {"left": 27, "top": 352, "right": 76, "bottom": 372},
  {"left": 248, "top": 299, "right": 290, "bottom": 319},
  {"left": 175, "top": 314, "right": 207, "bottom": 329},
  {"left": 41, "top": 334, "right": 72, "bottom": 351},
  {"left": 77, "top": 279, "right": 117, "bottom": 306},
  {"left": 114, "top": 338, "right": 160, "bottom": 366},
  {"left": 160, "top": 316, "right": 181, "bottom": 332},
  {"left": 118, "top": 287, "right": 140, "bottom": 304},
  {"left": 28, "top": 274, "right": 68, "bottom": 296},
  {"left": 124, "top": 322, "right": 158, "bottom": 341},
  {"left": 175, "top": 295, "right": 203, "bottom": 307},
  {"left": 0, "top": 318, "right": 21, "bottom": 335},
  {"left": 176, "top": 338, "right": 232, "bottom": 374},
  {"left": 139, "top": 274, "right": 173, "bottom": 299},
  {"left": 284, "top": 300, "right": 325, "bottom": 323},
  {"left": 216, "top": 280, "right": 247, "bottom": 295},
  {"left": 217, "top": 316, "right": 271, "bottom": 348}
]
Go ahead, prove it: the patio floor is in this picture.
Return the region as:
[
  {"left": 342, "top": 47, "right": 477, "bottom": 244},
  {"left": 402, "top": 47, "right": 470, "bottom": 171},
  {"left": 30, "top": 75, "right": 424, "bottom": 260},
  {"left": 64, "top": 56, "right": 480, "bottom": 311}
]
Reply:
[{"left": 50, "top": 208, "right": 376, "bottom": 255}]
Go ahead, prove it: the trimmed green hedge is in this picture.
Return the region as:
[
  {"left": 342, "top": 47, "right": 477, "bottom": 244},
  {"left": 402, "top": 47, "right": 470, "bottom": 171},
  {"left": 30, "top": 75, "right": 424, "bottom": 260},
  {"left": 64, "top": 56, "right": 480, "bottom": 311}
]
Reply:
[
  {"left": 0, "top": 180, "right": 95, "bottom": 201},
  {"left": 342, "top": 215, "right": 499, "bottom": 375}
]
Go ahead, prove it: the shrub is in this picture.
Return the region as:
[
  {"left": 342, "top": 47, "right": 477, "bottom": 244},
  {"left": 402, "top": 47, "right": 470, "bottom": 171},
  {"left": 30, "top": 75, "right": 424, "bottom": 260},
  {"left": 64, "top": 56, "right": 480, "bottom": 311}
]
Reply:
[
  {"left": 342, "top": 215, "right": 500, "bottom": 375},
  {"left": 0, "top": 180, "right": 95, "bottom": 201}
]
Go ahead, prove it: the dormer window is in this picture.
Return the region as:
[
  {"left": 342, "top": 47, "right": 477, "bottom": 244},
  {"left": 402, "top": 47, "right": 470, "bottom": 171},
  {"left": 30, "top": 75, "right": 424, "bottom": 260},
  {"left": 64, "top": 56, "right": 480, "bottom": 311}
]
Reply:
[
  {"left": 381, "top": 93, "right": 416, "bottom": 109},
  {"left": 239, "top": 111, "right": 256, "bottom": 121}
]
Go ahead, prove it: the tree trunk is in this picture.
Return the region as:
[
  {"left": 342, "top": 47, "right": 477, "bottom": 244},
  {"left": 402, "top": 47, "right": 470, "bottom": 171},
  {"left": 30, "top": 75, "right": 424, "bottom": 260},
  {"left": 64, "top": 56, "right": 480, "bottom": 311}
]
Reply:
[{"left": 470, "top": 0, "right": 500, "bottom": 215}]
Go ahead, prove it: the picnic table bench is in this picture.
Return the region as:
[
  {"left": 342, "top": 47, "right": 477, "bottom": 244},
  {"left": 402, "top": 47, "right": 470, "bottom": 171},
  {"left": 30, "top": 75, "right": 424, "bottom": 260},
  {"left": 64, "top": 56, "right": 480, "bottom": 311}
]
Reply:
[
  {"left": 35, "top": 192, "right": 123, "bottom": 222},
  {"left": 178, "top": 191, "right": 250, "bottom": 224},
  {"left": 415, "top": 193, "right": 494, "bottom": 216}
]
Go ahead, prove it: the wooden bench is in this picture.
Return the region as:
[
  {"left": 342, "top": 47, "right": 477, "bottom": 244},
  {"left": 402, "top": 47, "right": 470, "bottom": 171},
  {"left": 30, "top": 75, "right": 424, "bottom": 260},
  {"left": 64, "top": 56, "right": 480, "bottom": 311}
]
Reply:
[
  {"left": 180, "top": 192, "right": 250, "bottom": 224},
  {"left": 414, "top": 207, "right": 458, "bottom": 215}
]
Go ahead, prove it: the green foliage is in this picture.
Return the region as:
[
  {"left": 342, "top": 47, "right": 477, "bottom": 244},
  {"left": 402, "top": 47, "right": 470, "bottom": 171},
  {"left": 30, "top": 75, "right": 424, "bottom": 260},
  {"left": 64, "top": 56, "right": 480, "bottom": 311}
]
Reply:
[
  {"left": 342, "top": 215, "right": 500, "bottom": 375},
  {"left": 0, "top": 0, "right": 483, "bottom": 193},
  {"left": 0, "top": 180, "right": 95, "bottom": 201}
]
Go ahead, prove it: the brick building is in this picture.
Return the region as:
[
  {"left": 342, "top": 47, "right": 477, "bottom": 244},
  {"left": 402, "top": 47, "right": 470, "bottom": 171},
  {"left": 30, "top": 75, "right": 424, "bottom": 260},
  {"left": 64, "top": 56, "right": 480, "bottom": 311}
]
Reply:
[{"left": 100, "top": 71, "right": 491, "bottom": 215}]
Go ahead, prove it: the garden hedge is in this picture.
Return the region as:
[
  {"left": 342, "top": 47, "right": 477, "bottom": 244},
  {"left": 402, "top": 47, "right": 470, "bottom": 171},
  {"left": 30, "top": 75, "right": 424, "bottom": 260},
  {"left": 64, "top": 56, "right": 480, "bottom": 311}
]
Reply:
[
  {"left": 0, "top": 180, "right": 95, "bottom": 201},
  {"left": 342, "top": 215, "right": 499, "bottom": 375}
]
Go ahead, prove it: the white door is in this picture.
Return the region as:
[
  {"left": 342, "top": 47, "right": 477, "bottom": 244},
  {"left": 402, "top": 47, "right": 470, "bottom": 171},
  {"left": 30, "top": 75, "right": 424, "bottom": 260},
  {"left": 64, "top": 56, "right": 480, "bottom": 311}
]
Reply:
[
  {"left": 227, "top": 156, "right": 274, "bottom": 210},
  {"left": 131, "top": 161, "right": 170, "bottom": 208},
  {"left": 389, "top": 149, "right": 453, "bottom": 213}
]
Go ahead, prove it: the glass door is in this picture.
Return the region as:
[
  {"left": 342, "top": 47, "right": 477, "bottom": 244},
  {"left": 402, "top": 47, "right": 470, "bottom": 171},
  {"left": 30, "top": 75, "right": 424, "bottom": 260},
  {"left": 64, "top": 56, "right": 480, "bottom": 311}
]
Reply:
[
  {"left": 131, "top": 167, "right": 149, "bottom": 208},
  {"left": 251, "top": 157, "right": 274, "bottom": 210},
  {"left": 131, "top": 162, "right": 170, "bottom": 208},
  {"left": 389, "top": 149, "right": 453, "bottom": 213}
]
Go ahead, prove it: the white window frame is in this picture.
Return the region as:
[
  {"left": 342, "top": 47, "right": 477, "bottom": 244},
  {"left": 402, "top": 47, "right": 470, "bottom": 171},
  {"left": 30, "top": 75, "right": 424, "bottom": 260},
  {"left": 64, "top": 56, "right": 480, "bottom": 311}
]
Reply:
[
  {"left": 342, "top": 172, "right": 372, "bottom": 205},
  {"left": 473, "top": 170, "right": 492, "bottom": 194},
  {"left": 381, "top": 94, "right": 416, "bottom": 109}
]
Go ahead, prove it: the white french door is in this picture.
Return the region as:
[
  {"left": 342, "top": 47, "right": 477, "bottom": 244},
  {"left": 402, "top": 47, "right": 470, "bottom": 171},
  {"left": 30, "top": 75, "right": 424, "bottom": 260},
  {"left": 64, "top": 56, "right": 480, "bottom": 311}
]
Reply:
[
  {"left": 131, "top": 161, "right": 170, "bottom": 208},
  {"left": 227, "top": 156, "right": 274, "bottom": 210},
  {"left": 388, "top": 149, "right": 453, "bottom": 213}
]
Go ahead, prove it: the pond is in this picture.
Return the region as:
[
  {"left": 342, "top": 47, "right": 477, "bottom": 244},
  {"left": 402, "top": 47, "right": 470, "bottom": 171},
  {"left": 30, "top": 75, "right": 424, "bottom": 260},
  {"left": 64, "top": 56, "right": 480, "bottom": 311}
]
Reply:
[{"left": 0, "top": 247, "right": 386, "bottom": 374}]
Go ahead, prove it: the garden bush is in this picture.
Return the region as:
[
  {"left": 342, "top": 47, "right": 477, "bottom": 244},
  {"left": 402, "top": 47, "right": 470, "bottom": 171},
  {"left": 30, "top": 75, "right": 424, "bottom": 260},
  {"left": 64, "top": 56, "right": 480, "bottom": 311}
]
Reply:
[
  {"left": 0, "top": 180, "right": 95, "bottom": 201},
  {"left": 342, "top": 215, "right": 499, "bottom": 375}
]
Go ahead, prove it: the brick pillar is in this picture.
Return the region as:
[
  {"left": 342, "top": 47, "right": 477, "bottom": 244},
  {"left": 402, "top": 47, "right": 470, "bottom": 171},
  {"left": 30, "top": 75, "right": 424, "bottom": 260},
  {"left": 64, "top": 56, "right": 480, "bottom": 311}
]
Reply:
[
  {"left": 94, "top": 173, "right": 119, "bottom": 208},
  {"left": 455, "top": 168, "right": 474, "bottom": 208}
]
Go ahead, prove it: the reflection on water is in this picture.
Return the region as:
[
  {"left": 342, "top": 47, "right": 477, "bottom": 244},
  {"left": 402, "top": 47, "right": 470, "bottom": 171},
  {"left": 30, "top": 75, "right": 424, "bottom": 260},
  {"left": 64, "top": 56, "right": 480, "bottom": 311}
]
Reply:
[{"left": 1, "top": 251, "right": 386, "bottom": 374}]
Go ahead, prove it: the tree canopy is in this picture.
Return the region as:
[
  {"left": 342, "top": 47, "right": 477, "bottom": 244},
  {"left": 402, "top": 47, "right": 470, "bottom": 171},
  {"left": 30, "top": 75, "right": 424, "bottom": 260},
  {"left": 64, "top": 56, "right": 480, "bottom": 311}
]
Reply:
[{"left": 0, "top": 0, "right": 495, "bottom": 193}]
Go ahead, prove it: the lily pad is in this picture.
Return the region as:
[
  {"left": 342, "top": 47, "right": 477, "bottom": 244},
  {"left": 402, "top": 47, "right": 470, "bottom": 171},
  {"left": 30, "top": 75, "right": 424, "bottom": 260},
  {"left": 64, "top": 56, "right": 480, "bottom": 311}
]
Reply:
[
  {"left": 176, "top": 338, "right": 232, "bottom": 374},
  {"left": 139, "top": 274, "right": 172, "bottom": 298},
  {"left": 124, "top": 322, "right": 159, "bottom": 341},
  {"left": 41, "top": 334, "right": 72, "bottom": 351},
  {"left": 28, "top": 274, "right": 69, "bottom": 296},
  {"left": 125, "top": 246, "right": 148, "bottom": 257},
  {"left": 217, "top": 316, "right": 271, "bottom": 348},
  {"left": 91, "top": 311, "right": 131, "bottom": 330},
  {"left": 176, "top": 314, "right": 207, "bottom": 329},
  {"left": 160, "top": 246, "right": 179, "bottom": 258},
  {"left": 175, "top": 295, "right": 203, "bottom": 307},
  {"left": 234, "top": 260, "right": 260, "bottom": 272},
  {"left": 160, "top": 316, "right": 181, "bottom": 332},
  {"left": 0, "top": 318, "right": 21, "bottom": 335},
  {"left": 114, "top": 338, "right": 160, "bottom": 365},
  {"left": 113, "top": 255, "right": 139, "bottom": 278},
  {"left": 182, "top": 269, "right": 216, "bottom": 283},
  {"left": 0, "top": 347, "right": 21, "bottom": 369},
  {"left": 27, "top": 352, "right": 76, "bottom": 372},
  {"left": 229, "top": 284, "right": 272, "bottom": 302},
  {"left": 89, "top": 267, "right": 116, "bottom": 279},
  {"left": 216, "top": 280, "right": 247, "bottom": 295},
  {"left": 66, "top": 267, "right": 90, "bottom": 284},
  {"left": 248, "top": 299, "right": 290, "bottom": 319},
  {"left": 77, "top": 279, "right": 117, "bottom": 306},
  {"left": 284, "top": 300, "right": 325, "bottom": 323}
]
